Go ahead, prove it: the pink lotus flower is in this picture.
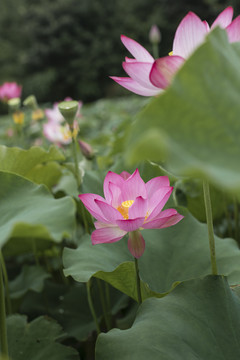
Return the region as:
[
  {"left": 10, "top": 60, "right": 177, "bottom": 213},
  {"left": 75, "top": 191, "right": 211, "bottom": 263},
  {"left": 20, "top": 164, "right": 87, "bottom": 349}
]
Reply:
[
  {"left": 112, "top": 7, "right": 240, "bottom": 96},
  {"left": 43, "top": 120, "right": 79, "bottom": 146},
  {"left": 151, "top": 6, "right": 240, "bottom": 89},
  {"left": 79, "top": 169, "right": 183, "bottom": 258},
  {"left": 110, "top": 35, "right": 183, "bottom": 96},
  {"left": 0, "top": 82, "right": 22, "bottom": 102}
]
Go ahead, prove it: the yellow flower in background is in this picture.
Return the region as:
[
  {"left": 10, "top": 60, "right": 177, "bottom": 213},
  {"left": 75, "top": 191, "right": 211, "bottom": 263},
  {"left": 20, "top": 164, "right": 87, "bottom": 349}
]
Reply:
[
  {"left": 32, "top": 108, "right": 44, "bottom": 121},
  {"left": 12, "top": 111, "right": 24, "bottom": 125}
]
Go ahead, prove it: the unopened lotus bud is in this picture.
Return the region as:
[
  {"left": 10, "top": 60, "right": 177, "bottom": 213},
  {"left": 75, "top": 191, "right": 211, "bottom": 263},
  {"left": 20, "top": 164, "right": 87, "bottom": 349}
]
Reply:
[
  {"left": 23, "top": 95, "right": 38, "bottom": 110},
  {"left": 79, "top": 140, "right": 94, "bottom": 159},
  {"left": 149, "top": 25, "right": 161, "bottom": 44},
  {"left": 58, "top": 101, "right": 78, "bottom": 127},
  {"left": 8, "top": 97, "right": 21, "bottom": 112}
]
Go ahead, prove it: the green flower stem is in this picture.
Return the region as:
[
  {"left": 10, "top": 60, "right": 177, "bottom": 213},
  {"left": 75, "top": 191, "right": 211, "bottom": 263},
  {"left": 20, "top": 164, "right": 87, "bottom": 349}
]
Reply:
[
  {"left": 78, "top": 201, "right": 90, "bottom": 235},
  {"left": 202, "top": 180, "right": 218, "bottom": 275},
  {"left": 152, "top": 43, "right": 159, "bottom": 59},
  {"left": 0, "top": 251, "right": 11, "bottom": 315},
  {"left": 86, "top": 280, "right": 100, "bottom": 335},
  {"left": 97, "top": 279, "right": 111, "bottom": 331},
  {"left": 0, "top": 259, "right": 9, "bottom": 358},
  {"left": 32, "top": 239, "right": 40, "bottom": 266},
  {"left": 234, "top": 197, "right": 239, "bottom": 244},
  {"left": 71, "top": 138, "right": 81, "bottom": 188},
  {"left": 105, "top": 282, "right": 111, "bottom": 318},
  {"left": 223, "top": 195, "right": 233, "bottom": 238},
  {"left": 134, "top": 257, "right": 142, "bottom": 304}
]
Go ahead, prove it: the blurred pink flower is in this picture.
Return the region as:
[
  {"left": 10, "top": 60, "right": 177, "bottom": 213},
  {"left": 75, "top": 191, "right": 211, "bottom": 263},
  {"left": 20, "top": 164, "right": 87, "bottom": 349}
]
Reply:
[
  {"left": 0, "top": 82, "right": 22, "bottom": 102},
  {"left": 112, "top": 7, "right": 240, "bottom": 96},
  {"left": 43, "top": 120, "right": 79, "bottom": 146},
  {"left": 79, "top": 169, "right": 183, "bottom": 258}
]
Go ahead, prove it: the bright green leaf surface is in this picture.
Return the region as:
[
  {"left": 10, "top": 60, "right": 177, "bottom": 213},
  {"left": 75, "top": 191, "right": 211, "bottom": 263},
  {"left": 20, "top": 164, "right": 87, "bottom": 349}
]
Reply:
[
  {"left": 127, "top": 28, "right": 240, "bottom": 191},
  {"left": 96, "top": 276, "right": 240, "bottom": 360},
  {"left": 63, "top": 209, "right": 240, "bottom": 299},
  {"left": 5, "top": 315, "right": 79, "bottom": 360},
  {"left": 0, "top": 145, "right": 64, "bottom": 188},
  {"left": 0, "top": 171, "right": 76, "bottom": 252},
  {"left": 9, "top": 265, "right": 50, "bottom": 299}
]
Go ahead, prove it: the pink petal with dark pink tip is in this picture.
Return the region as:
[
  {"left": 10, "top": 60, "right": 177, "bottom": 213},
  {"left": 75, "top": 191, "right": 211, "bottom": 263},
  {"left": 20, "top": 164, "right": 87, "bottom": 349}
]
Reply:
[
  {"left": 146, "top": 176, "right": 170, "bottom": 198},
  {"left": 110, "top": 76, "right": 162, "bottom": 96},
  {"left": 173, "top": 12, "right": 207, "bottom": 58},
  {"left": 211, "top": 6, "right": 233, "bottom": 29},
  {"left": 79, "top": 194, "right": 109, "bottom": 223},
  {"left": 128, "top": 232, "right": 145, "bottom": 258},
  {"left": 119, "top": 169, "right": 147, "bottom": 203},
  {"left": 103, "top": 171, "right": 125, "bottom": 203},
  {"left": 116, "top": 217, "right": 145, "bottom": 232},
  {"left": 150, "top": 56, "right": 184, "bottom": 89},
  {"left": 128, "top": 196, "right": 148, "bottom": 219},
  {"left": 94, "top": 199, "right": 123, "bottom": 223},
  {"left": 202, "top": 20, "right": 210, "bottom": 32},
  {"left": 121, "top": 35, "right": 154, "bottom": 62},
  {"left": 91, "top": 226, "right": 127, "bottom": 244},
  {"left": 142, "top": 210, "right": 184, "bottom": 229},
  {"left": 146, "top": 187, "right": 173, "bottom": 221},
  {"left": 123, "top": 61, "right": 158, "bottom": 90},
  {"left": 125, "top": 57, "right": 138, "bottom": 63},
  {"left": 226, "top": 15, "right": 240, "bottom": 43}
]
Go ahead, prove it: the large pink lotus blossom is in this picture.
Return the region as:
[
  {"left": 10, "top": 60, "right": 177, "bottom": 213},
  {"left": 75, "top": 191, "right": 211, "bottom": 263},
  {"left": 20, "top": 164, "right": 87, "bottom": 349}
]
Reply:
[
  {"left": 112, "top": 7, "right": 240, "bottom": 96},
  {"left": 0, "top": 82, "right": 22, "bottom": 102},
  {"left": 79, "top": 169, "right": 183, "bottom": 258},
  {"left": 110, "top": 35, "right": 183, "bottom": 96}
]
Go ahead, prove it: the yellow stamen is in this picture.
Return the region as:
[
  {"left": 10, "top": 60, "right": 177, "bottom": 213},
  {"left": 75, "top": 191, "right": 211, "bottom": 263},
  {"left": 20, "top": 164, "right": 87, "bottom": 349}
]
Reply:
[
  {"left": 168, "top": 51, "right": 173, "bottom": 56},
  {"left": 117, "top": 200, "right": 134, "bottom": 220}
]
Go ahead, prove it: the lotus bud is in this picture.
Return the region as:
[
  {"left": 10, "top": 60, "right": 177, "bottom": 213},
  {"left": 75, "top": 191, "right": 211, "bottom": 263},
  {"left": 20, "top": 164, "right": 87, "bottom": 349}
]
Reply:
[
  {"left": 149, "top": 24, "right": 161, "bottom": 44},
  {"left": 79, "top": 140, "right": 94, "bottom": 160},
  {"left": 23, "top": 95, "right": 38, "bottom": 110}
]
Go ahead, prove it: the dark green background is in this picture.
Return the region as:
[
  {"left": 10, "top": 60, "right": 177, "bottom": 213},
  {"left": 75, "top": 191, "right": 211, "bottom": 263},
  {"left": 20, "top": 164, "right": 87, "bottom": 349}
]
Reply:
[{"left": 0, "top": 0, "right": 238, "bottom": 102}]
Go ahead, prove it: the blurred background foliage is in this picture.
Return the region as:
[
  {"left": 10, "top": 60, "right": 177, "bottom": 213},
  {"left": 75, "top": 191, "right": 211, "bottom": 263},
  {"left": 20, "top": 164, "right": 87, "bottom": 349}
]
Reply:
[{"left": 0, "top": 0, "right": 239, "bottom": 103}]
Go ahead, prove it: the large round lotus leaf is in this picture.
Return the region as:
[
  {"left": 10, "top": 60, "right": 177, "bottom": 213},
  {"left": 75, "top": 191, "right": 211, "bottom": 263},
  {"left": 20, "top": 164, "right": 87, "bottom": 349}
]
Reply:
[
  {"left": 0, "top": 145, "right": 64, "bottom": 188},
  {"left": 0, "top": 171, "right": 76, "bottom": 253},
  {"left": 63, "top": 208, "right": 240, "bottom": 301},
  {"left": 127, "top": 28, "right": 240, "bottom": 192},
  {"left": 21, "top": 280, "right": 129, "bottom": 341},
  {"left": 96, "top": 276, "right": 240, "bottom": 360},
  {"left": 4, "top": 315, "right": 79, "bottom": 360}
]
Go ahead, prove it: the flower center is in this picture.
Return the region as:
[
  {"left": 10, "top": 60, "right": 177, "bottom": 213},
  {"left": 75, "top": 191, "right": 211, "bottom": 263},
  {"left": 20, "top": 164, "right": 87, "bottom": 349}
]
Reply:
[
  {"left": 117, "top": 200, "right": 134, "bottom": 220},
  {"left": 168, "top": 51, "right": 173, "bottom": 56}
]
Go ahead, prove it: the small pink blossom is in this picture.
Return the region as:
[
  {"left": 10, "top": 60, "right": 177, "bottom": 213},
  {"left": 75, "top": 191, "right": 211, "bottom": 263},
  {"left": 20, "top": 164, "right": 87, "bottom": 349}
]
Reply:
[
  {"left": 43, "top": 120, "right": 79, "bottom": 146},
  {"left": 79, "top": 169, "right": 183, "bottom": 258},
  {"left": 0, "top": 82, "right": 22, "bottom": 102}
]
